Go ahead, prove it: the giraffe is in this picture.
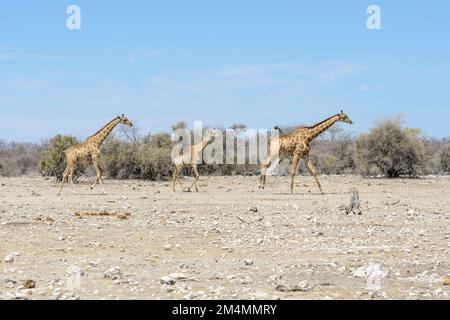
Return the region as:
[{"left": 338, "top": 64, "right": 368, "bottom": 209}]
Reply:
[
  {"left": 172, "top": 129, "right": 219, "bottom": 192},
  {"left": 259, "top": 111, "right": 353, "bottom": 194},
  {"left": 58, "top": 114, "right": 133, "bottom": 195}
]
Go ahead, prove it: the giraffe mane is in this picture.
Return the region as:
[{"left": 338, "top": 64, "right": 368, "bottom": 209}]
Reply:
[
  {"left": 85, "top": 117, "right": 119, "bottom": 140},
  {"left": 303, "top": 113, "right": 339, "bottom": 129}
]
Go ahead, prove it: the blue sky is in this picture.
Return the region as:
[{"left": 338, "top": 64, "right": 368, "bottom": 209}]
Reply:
[{"left": 0, "top": 1, "right": 449, "bottom": 142}]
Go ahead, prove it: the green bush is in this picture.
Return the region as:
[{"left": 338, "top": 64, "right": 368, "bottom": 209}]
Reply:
[
  {"left": 356, "top": 118, "right": 426, "bottom": 177},
  {"left": 137, "top": 133, "right": 173, "bottom": 180},
  {"left": 101, "top": 136, "right": 140, "bottom": 179},
  {"left": 40, "top": 135, "right": 80, "bottom": 180}
]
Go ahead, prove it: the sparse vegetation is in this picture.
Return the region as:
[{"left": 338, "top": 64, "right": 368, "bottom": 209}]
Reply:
[
  {"left": 356, "top": 118, "right": 426, "bottom": 177},
  {"left": 0, "top": 141, "right": 42, "bottom": 176},
  {"left": 1, "top": 117, "right": 448, "bottom": 179},
  {"left": 440, "top": 145, "right": 450, "bottom": 173},
  {"left": 39, "top": 135, "right": 80, "bottom": 181}
]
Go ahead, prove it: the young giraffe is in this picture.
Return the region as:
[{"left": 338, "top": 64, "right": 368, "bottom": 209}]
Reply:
[
  {"left": 58, "top": 114, "right": 133, "bottom": 195},
  {"left": 172, "top": 129, "right": 219, "bottom": 192},
  {"left": 259, "top": 111, "right": 353, "bottom": 194}
]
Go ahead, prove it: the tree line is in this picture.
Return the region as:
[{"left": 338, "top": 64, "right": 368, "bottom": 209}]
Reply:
[{"left": 1, "top": 117, "right": 449, "bottom": 180}]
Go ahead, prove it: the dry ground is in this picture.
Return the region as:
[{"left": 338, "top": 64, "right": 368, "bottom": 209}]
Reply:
[{"left": 0, "top": 175, "right": 449, "bottom": 300}]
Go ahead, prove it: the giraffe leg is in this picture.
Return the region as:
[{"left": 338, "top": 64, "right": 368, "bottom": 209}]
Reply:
[
  {"left": 188, "top": 164, "right": 200, "bottom": 192},
  {"left": 68, "top": 167, "right": 77, "bottom": 194},
  {"left": 306, "top": 155, "right": 323, "bottom": 194},
  {"left": 193, "top": 165, "right": 200, "bottom": 192},
  {"left": 172, "top": 165, "right": 184, "bottom": 192},
  {"left": 290, "top": 154, "right": 301, "bottom": 194},
  {"left": 259, "top": 154, "right": 275, "bottom": 189},
  {"left": 172, "top": 166, "right": 177, "bottom": 192},
  {"left": 176, "top": 173, "right": 184, "bottom": 190},
  {"left": 91, "top": 161, "right": 106, "bottom": 194},
  {"left": 58, "top": 166, "right": 69, "bottom": 195}
]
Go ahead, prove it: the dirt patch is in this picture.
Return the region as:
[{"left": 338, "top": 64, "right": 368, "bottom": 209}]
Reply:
[
  {"left": 74, "top": 211, "right": 131, "bottom": 220},
  {"left": 0, "top": 175, "right": 449, "bottom": 300}
]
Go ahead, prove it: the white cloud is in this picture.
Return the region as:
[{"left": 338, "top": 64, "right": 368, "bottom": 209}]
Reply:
[
  {"left": 126, "top": 55, "right": 137, "bottom": 63},
  {"left": 360, "top": 84, "right": 371, "bottom": 91},
  {"left": 145, "top": 50, "right": 160, "bottom": 57},
  {"left": 359, "top": 84, "right": 384, "bottom": 92},
  {"left": 144, "top": 61, "right": 365, "bottom": 95}
]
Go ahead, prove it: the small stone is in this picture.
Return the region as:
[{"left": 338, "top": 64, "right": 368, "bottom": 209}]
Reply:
[
  {"left": 4, "top": 252, "right": 19, "bottom": 263},
  {"left": 104, "top": 266, "right": 122, "bottom": 280},
  {"left": 276, "top": 280, "right": 311, "bottom": 292},
  {"left": 183, "top": 293, "right": 197, "bottom": 300},
  {"left": 168, "top": 273, "right": 187, "bottom": 281},
  {"left": 244, "top": 259, "right": 254, "bottom": 266},
  {"left": 353, "top": 263, "right": 388, "bottom": 279},
  {"left": 248, "top": 207, "right": 258, "bottom": 213},
  {"left": 23, "top": 279, "right": 36, "bottom": 289},
  {"left": 161, "top": 284, "right": 176, "bottom": 292},
  {"left": 160, "top": 276, "right": 176, "bottom": 285},
  {"left": 443, "top": 276, "right": 450, "bottom": 286},
  {"left": 249, "top": 291, "right": 270, "bottom": 299},
  {"left": 67, "top": 265, "right": 84, "bottom": 277}
]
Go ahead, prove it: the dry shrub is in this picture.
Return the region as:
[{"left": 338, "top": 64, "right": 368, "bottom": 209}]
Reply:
[
  {"left": 440, "top": 145, "right": 450, "bottom": 173},
  {"left": 138, "top": 133, "right": 173, "bottom": 180},
  {"left": 356, "top": 118, "right": 426, "bottom": 177},
  {"left": 0, "top": 141, "right": 42, "bottom": 176},
  {"left": 101, "top": 136, "right": 140, "bottom": 179}
]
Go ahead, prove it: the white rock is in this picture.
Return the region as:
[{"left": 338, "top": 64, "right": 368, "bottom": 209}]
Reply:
[
  {"left": 66, "top": 265, "right": 84, "bottom": 277},
  {"left": 4, "top": 252, "right": 19, "bottom": 263},
  {"left": 168, "top": 273, "right": 187, "bottom": 281},
  {"left": 353, "top": 263, "right": 389, "bottom": 279},
  {"left": 249, "top": 291, "right": 270, "bottom": 300},
  {"left": 183, "top": 293, "right": 197, "bottom": 300},
  {"left": 104, "top": 266, "right": 122, "bottom": 280}
]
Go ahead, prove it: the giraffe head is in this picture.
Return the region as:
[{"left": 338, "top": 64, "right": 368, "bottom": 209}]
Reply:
[
  {"left": 204, "top": 128, "right": 220, "bottom": 141},
  {"left": 118, "top": 114, "right": 134, "bottom": 126},
  {"left": 337, "top": 110, "right": 353, "bottom": 124}
]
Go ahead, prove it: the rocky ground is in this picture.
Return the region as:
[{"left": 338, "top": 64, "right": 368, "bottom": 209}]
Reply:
[{"left": 0, "top": 175, "right": 449, "bottom": 300}]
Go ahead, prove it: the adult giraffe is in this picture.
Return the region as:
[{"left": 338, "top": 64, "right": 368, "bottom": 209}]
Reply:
[
  {"left": 259, "top": 111, "right": 353, "bottom": 193},
  {"left": 58, "top": 114, "right": 133, "bottom": 195}
]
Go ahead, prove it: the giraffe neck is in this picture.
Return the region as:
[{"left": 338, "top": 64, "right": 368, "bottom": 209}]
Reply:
[
  {"left": 200, "top": 136, "right": 212, "bottom": 150},
  {"left": 87, "top": 117, "right": 121, "bottom": 147},
  {"left": 306, "top": 114, "right": 340, "bottom": 142}
]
